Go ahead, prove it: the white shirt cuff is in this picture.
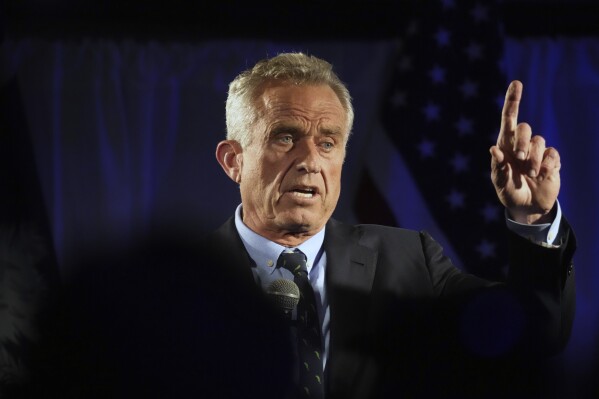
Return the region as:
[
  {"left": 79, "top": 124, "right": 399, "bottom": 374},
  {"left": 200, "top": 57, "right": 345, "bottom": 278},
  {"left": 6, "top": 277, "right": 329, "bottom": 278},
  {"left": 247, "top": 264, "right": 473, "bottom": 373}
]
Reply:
[{"left": 505, "top": 200, "right": 562, "bottom": 246}]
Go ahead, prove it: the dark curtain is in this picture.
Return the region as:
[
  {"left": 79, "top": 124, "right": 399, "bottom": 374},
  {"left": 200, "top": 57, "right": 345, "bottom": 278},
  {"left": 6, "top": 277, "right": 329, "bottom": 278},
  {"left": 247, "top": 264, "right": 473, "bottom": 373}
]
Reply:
[{"left": 0, "top": 39, "right": 393, "bottom": 274}]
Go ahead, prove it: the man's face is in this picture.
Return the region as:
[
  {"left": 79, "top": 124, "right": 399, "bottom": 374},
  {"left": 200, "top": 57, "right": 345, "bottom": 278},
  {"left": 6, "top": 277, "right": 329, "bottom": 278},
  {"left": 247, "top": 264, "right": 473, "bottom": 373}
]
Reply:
[{"left": 239, "top": 82, "right": 348, "bottom": 245}]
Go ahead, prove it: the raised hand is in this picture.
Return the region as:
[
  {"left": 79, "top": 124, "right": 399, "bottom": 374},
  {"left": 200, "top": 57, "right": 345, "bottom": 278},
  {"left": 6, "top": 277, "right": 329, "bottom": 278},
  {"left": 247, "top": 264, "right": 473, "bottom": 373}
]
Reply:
[{"left": 490, "top": 80, "right": 560, "bottom": 224}]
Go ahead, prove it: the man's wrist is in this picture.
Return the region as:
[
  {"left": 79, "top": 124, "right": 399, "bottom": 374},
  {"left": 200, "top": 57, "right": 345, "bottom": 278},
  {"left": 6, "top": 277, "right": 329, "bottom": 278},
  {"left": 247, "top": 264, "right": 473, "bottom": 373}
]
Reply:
[
  {"left": 505, "top": 201, "right": 562, "bottom": 246},
  {"left": 507, "top": 203, "right": 557, "bottom": 225}
]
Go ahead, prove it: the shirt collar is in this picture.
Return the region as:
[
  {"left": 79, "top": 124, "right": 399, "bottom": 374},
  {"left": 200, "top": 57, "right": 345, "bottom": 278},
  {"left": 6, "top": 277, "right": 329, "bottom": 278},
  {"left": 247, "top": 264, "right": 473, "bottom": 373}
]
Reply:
[{"left": 234, "top": 204, "right": 326, "bottom": 274}]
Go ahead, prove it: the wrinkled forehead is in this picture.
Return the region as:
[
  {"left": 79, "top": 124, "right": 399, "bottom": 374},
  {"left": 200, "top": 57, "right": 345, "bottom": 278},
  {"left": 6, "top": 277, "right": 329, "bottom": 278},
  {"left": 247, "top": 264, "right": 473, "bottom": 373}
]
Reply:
[{"left": 251, "top": 80, "right": 350, "bottom": 138}]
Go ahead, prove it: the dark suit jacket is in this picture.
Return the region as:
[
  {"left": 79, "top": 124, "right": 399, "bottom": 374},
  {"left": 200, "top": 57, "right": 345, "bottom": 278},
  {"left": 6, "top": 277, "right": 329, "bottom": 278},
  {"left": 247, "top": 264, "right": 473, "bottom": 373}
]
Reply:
[{"left": 207, "top": 216, "right": 576, "bottom": 399}]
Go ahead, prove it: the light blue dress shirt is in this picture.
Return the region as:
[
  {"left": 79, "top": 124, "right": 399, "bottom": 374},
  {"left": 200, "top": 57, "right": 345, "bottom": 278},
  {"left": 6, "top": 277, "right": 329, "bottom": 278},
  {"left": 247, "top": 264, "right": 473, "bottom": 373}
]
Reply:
[
  {"left": 234, "top": 202, "right": 563, "bottom": 370},
  {"left": 234, "top": 205, "right": 330, "bottom": 369}
]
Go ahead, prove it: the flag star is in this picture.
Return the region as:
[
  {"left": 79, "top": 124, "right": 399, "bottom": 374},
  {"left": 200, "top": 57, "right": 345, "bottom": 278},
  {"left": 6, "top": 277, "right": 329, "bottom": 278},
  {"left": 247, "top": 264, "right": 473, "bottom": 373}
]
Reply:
[
  {"left": 441, "top": 0, "right": 455, "bottom": 9},
  {"left": 460, "top": 80, "right": 479, "bottom": 98},
  {"left": 429, "top": 65, "right": 446, "bottom": 84},
  {"left": 435, "top": 28, "right": 451, "bottom": 47},
  {"left": 476, "top": 239, "right": 496, "bottom": 259},
  {"left": 481, "top": 203, "right": 501, "bottom": 223},
  {"left": 455, "top": 116, "right": 474, "bottom": 136},
  {"left": 446, "top": 189, "right": 466, "bottom": 209},
  {"left": 471, "top": 4, "right": 489, "bottom": 23},
  {"left": 450, "top": 153, "right": 470, "bottom": 173},
  {"left": 418, "top": 139, "right": 436, "bottom": 159},
  {"left": 465, "top": 42, "right": 483, "bottom": 61},
  {"left": 390, "top": 90, "right": 407, "bottom": 107},
  {"left": 397, "top": 56, "right": 412, "bottom": 71},
  {"left": 422, "top": 102, "right": 441, "bottom": 121}
]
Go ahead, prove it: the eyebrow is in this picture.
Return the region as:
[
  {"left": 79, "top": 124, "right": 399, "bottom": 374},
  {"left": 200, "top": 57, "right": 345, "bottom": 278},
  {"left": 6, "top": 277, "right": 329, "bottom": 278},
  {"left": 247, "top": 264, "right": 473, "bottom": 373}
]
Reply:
[
  {"left": 270, "top": 125, "right": 303, "bottom": 137},
  {"left": 269, "top": 124, "right": 345, "bottom": 138},
  {"left": 321, "top": 127, "right": 345, "bottom": 138}
]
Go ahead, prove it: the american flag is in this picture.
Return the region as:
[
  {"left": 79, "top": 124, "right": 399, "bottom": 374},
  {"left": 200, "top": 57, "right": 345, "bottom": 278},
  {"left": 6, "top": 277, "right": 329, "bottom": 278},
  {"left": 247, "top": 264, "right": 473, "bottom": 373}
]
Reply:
[{"left": 355, "top": 0, "right": 508, "bottom": 280}]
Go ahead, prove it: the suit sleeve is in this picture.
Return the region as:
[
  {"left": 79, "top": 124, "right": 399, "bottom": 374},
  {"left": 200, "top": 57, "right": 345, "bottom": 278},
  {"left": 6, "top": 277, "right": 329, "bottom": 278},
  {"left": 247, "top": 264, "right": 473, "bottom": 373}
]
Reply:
[
  {"left": 420, "top": 215, "right": 576, "bottom": 356},
  {"left": 505, "top": 216, "right": 576, "bottom": 354}
]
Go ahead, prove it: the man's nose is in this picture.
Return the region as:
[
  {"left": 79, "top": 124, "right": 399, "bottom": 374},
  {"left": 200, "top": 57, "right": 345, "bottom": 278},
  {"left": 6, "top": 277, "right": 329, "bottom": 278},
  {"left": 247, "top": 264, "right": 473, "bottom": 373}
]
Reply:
[{"left": 295, "top": 140, "right": 321, "bottom": 173}]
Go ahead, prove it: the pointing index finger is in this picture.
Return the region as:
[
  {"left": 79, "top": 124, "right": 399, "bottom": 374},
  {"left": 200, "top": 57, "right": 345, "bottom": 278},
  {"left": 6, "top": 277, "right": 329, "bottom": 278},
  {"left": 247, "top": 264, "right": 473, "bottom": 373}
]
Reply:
[{"left": 498, "top": 80, "right": 523, "bottom": 146}]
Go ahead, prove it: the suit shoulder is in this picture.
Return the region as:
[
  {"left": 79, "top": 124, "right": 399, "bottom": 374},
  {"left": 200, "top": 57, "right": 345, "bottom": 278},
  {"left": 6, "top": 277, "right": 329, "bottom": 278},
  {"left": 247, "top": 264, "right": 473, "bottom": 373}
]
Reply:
[
  {"left": 327, "top": 218, "right": 423, "bottom": 248},
  {"left": 356, "top": 223, "right": 419, "bottom": 237}
]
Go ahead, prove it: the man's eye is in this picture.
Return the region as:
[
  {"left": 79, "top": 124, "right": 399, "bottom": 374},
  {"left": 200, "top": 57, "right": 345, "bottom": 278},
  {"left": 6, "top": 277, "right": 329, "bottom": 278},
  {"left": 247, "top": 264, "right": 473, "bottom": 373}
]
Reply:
[
  {"left": 278, "top": 136, "right": 293, "bottom": 144},
  {"left": 321, "top": 141, "right": 334, "bottom": 150}
]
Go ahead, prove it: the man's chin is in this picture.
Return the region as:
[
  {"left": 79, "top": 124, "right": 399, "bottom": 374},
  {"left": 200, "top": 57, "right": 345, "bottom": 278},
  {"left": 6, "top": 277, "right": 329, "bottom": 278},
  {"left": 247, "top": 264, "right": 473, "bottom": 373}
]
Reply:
[{"left": 276, "top": 213, "right": 325, "bottom": 235}]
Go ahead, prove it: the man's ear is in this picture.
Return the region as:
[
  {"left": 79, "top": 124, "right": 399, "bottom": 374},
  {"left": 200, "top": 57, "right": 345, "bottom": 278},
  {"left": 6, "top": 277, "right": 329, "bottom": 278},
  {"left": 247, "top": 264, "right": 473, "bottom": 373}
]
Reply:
[{"left": 215, "top": 140, "right": 243, "bottom": 183}]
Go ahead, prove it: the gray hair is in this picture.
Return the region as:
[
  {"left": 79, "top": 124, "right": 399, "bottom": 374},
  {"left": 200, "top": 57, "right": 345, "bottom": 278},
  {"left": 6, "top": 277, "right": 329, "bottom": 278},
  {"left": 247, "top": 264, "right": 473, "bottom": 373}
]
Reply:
[{"left": 225, "top": 52, "right": 354, "bottom": 148}]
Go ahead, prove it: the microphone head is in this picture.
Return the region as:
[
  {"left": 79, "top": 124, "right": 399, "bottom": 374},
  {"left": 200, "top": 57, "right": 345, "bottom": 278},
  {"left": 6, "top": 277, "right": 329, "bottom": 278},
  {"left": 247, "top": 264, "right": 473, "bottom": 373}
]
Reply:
[{"left": 266, "top": 279, "right": 300, "bottom": 313}]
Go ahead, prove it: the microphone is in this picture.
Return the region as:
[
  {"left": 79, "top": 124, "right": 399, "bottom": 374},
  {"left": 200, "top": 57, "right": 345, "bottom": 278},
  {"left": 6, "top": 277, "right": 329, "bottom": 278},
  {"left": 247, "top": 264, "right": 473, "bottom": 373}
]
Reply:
[{"left": 266, "top": 279, "right": 300, "bottom": 320}]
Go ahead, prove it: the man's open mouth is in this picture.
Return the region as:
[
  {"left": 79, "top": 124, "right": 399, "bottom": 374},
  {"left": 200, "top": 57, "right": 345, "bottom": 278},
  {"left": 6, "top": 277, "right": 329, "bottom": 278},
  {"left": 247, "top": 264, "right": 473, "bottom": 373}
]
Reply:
[{"left": 290, "top": 187, "right": 317, "bottom": 198}]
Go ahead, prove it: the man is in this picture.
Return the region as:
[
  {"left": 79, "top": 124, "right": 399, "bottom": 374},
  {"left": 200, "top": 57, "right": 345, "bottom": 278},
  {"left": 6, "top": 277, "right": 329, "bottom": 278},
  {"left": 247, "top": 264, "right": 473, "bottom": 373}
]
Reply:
[{"left": 211, "top": 53, "right": 575, "bottom": 398}]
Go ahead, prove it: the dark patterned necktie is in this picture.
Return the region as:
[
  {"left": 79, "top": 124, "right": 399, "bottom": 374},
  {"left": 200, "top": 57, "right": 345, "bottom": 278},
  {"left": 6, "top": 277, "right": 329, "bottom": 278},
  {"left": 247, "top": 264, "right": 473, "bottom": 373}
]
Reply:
[{"left": 278, "top": 250, "right": 324, "bottom": 399}]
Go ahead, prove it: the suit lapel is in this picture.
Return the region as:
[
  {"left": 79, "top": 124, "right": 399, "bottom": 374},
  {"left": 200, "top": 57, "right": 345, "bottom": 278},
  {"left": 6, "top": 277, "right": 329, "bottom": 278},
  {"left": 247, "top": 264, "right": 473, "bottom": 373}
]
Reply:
[
  {"left": 206, "top": 216, "right": 259, "bottom": 290},
  {"left": 324, "top": 219, "right": 378, "bottom": 397},
  {"left": 325, "top": 219, "right": 378, "bottom": 295}
]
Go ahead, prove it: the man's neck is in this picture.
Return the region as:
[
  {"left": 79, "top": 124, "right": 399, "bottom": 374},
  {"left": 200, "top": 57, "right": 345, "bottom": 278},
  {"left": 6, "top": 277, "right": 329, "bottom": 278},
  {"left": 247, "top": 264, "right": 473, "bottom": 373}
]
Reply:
[
  {"left": 237, "top": 206, "right": 326, "bottom": 247},
  {"left": 241, "top": 214, "right": 325, "bottom": 247}
]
